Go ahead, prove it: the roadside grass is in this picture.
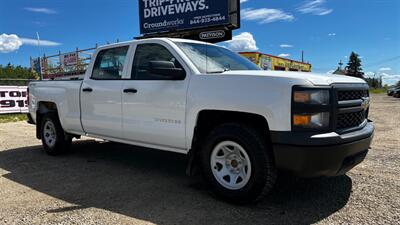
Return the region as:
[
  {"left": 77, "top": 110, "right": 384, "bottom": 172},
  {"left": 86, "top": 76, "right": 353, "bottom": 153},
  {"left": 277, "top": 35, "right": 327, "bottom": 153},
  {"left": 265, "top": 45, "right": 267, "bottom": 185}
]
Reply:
[
  {"left": 370, "top": 88, "right": 387, "bottom": 94},
  {"left": 0, "top": 114, "right": 27, "bottom": 123}
]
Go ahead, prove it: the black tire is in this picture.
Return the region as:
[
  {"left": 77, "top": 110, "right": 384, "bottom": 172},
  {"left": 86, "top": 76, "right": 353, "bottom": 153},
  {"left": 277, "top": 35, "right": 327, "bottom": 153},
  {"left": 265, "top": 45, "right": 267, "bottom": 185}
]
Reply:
[
  {"left": 200, "top": 123, "right": 277, "bottom": 204},
  {"left": 40, "top": 113, "right": 72, "bottom": 155}
]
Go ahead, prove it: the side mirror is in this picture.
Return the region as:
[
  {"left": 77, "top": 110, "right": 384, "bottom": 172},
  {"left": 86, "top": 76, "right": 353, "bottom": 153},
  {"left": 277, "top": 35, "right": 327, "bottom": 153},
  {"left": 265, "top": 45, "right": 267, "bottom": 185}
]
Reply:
[{"left": 148, "top": 61, "right": 186, "bottom": 80}]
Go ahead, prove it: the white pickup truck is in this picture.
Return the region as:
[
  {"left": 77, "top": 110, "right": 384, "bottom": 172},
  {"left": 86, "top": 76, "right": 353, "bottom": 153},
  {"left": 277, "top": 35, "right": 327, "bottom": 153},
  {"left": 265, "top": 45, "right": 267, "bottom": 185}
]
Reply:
[{"left": 28, "top": 38, "right": 374, "bottom": 203}]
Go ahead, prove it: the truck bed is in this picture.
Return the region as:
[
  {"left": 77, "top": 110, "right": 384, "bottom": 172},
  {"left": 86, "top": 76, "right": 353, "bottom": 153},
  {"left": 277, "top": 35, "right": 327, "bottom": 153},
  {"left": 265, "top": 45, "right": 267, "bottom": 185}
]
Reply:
[{"left": 29, "top": 80, "right": 84, "bottom": 134}]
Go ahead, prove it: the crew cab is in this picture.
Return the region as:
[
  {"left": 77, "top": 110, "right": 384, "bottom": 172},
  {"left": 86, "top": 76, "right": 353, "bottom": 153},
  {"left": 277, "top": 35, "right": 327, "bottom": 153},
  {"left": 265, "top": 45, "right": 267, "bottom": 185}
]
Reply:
[{"left": 28, "top": 38, "right": 374, "bottom": 203}]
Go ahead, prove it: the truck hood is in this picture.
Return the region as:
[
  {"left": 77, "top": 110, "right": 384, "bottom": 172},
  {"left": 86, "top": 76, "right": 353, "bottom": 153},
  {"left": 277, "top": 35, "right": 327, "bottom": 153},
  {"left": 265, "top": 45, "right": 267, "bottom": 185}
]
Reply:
[{"left": 220, "top": 70, "right": 366, "bottom": 86}]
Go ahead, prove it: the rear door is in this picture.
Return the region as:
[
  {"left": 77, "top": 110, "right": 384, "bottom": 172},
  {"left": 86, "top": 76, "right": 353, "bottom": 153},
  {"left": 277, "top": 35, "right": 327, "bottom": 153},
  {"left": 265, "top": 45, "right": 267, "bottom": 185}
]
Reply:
[
  {"left": 81, "top": 45, "right": 130, "bottom": 138},
  {"left": 121, "top": 42, "right": 190, "bottom": 151}
]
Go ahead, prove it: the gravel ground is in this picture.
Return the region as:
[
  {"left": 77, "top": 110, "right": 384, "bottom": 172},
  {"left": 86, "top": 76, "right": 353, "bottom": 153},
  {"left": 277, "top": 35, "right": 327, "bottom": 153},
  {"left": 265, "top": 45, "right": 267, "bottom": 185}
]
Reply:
[{"left": 0, "top": 94, "right": 399, "bottom": 225}]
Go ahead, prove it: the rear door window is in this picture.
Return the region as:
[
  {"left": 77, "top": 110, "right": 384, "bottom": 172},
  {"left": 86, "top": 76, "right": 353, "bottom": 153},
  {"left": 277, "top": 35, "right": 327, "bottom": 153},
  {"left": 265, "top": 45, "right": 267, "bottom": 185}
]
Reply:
[{"left": 91, "top": 46, "right": 129, "bottom": 80}]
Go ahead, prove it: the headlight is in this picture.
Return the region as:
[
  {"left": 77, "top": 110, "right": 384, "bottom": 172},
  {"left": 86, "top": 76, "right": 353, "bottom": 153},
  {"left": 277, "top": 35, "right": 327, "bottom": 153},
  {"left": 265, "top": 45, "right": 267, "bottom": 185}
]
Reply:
[
  {"left": 293, "top": 90, "right": 330, "bottom": 105},
  {"left": 292, "top": 86, "right": 331, "bottom": 130},
  {"left": 293, "top": 112, "right": 330, "bottom": 128}
]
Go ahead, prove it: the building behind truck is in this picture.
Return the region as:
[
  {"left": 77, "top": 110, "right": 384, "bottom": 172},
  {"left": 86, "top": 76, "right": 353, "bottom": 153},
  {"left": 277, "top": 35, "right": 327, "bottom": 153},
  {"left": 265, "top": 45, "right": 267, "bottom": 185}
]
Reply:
[{"left": 240, "top": 52, "right": 312, "bottom": 72}]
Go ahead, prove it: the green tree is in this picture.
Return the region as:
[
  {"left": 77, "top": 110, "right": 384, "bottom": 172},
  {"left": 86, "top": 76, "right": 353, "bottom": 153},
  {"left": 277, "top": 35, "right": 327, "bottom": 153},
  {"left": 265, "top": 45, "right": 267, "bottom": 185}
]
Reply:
[
  {"left": 346, "top": 52, "right": 364, "bottom": 78},
  {"left": 0, "top": 63, "right": 39, "bottom": 85}
]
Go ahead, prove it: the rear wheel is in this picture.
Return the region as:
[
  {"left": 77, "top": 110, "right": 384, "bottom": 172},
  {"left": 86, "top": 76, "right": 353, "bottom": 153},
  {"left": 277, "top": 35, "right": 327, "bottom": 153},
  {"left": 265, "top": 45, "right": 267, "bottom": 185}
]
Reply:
[
  {"left": 200, "top": 123, "right": 277, "bottom": 204},
  {"left": 41, "top": 113, "right": 72, "bottom": 155}
]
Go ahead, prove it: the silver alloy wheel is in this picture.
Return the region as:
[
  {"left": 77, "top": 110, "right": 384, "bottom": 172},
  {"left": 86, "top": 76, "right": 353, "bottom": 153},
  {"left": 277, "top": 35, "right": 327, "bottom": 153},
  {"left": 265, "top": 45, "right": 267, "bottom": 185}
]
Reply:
[
  {"left": 210, "top": 141, "right": 252, "bottom": 190},
  {"left": 43, "top": 120, "right": 57, "bottom": 148}
]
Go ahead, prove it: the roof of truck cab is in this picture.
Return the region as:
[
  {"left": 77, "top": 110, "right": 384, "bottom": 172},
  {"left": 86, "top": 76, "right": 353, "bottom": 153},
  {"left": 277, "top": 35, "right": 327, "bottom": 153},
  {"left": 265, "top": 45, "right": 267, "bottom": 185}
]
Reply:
[
  {"left": 166, "top": 38, "right": 214, "bottom": 45},
  {"left": 97, "top": 38, "right": 213, "bottom": 49}
]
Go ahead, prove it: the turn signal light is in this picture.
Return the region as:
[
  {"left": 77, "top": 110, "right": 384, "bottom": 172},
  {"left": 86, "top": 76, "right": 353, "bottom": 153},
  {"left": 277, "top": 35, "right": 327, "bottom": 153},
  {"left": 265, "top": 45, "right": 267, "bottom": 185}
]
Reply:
[
  {"left": 292, "top": 112, "right": 330, "bottom": 129},
  {"left": 293, "top": 115, "right": 311, "bottom": 126},
  {"left": 294, "top": 91, "right": 311, "bottom": 103},
  {"left": 293, "top": 90, "right": 330, "bottom": 105}
]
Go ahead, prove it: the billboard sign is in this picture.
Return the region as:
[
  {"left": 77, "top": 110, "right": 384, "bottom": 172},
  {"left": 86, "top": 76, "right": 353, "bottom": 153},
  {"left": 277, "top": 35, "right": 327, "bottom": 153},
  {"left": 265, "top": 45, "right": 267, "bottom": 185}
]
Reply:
[
  {"left": 0, "top": 86, "right": 28, "bottom": 114},
  {"left": 139, "top": 0, "right": 231, "bottom": 34},
  {"left": 260, "top": 55, "right": 273, "bottom": 70},
  {"left": 199, "top": 30, "right": 226, "bottom": 40},
  {"left": 184, "top": 28, "right": 232, "bottom": 43}
]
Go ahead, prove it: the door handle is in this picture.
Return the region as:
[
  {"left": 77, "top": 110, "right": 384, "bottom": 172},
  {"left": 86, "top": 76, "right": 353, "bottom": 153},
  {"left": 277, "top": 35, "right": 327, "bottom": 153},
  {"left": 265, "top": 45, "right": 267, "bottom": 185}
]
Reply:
[
  {"left": 123, "top": 88, "right": 138, "bottom": 94},
  {"left": 82, "top": 88, "right": 93, "bottom": 92}
]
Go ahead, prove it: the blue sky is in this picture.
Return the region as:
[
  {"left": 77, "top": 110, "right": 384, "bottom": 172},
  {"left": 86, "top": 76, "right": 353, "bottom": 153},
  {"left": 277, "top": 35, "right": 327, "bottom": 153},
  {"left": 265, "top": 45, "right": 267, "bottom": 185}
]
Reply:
[{"left": 1, "top": 0, "right": 399, "bottom": 85}]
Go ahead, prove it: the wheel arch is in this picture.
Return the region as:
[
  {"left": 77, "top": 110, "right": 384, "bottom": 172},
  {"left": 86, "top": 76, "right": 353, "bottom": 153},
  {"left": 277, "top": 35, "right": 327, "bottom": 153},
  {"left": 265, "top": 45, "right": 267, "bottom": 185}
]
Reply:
[
  {"left": 36, "top": 101, "right": 59, "bottom": 139},
  {"left": 186, "top": 109, "right": 272, "bottom": 176}
]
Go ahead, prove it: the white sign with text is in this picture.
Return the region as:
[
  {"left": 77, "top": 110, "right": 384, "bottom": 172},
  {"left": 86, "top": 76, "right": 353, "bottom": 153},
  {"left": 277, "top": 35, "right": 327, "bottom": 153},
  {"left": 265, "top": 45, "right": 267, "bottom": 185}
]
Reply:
[
  {"left": 0, "top": 86, "right": 28, "bottom": 114},
  {"left": 60, "top": 52, "right": 79, "bottom": 67}
]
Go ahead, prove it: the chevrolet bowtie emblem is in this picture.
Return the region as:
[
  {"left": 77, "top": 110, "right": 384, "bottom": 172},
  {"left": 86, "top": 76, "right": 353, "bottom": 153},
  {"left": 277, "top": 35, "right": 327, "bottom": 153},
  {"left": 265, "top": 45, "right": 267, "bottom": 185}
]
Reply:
[{"left": 361, "top": 97, "right": 370, "bottom": 111}]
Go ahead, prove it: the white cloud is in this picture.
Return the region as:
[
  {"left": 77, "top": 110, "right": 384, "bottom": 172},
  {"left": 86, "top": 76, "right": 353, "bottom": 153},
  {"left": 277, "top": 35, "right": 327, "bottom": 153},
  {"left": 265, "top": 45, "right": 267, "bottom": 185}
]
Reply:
[
  {"left": 32, "top": 21, "right": 47, "bottom": 27},
  {"left": 379, "top": 67, "right": 392, "bottom": 71},
  {"left": 24, "top": 7, "right": 57, "bottom": 14},
  {"left": 379, "top": 73, "right": 400, "bottom": 79},
  {"left": 225, "top": 32, "right": 258, "bottom": 52},
  {"left": 278, "top": 53, "right": 291, "bottom": 58},
  {"left": 328, "top": 33, "right": 336, "bottom": 36},
  {"left": 241, "top": 8, "right": 294, "bottom": 24},
  {"left": 365, "top": 71, "right": 400, "bottom": 86},
  {"left": 381, "top": 73, "right": 400, "bottom": 86},
  {"left": 0, "top": 33, "right": 61, "bottom": 53},
  {"left": 364, "top": 71, "right": 375, "bottom": 77},
  {"left": 280, "top": 44, "right": 293, "bottom": 48},
  {"left": 0, "top": 34, "right": 23, "bottom": 53},
  {"left": 298, "top": 0, "right": 333, "bottom": 16},
  {"left": 240, "top": 0, "right": 249, "bottom": 3},
  {"left": 20, "top": 38, "right": 61, "bottom": 46}
]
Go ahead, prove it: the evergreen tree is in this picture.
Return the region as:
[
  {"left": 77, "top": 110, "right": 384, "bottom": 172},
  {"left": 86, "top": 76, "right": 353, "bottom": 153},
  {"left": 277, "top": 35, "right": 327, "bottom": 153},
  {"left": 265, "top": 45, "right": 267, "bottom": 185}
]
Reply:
[{"left": 345, "top": 52, "right": 364, "bottom": 78}]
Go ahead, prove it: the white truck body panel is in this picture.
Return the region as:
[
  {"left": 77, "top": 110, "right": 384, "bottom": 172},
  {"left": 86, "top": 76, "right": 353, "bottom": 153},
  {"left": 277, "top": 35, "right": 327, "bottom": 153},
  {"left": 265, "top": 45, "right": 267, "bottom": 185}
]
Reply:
[
  {"left": 81, "top": 80, "right": 124, "bottom": 138},
  {"left": 29, "top": 38, "right": 368, "bottom": 154},
  {"left": 119, "top": 40, "right": 192, "bottom": 150},
  {"left": 29, "top": 81, "right": 83, "bottom": 134}
]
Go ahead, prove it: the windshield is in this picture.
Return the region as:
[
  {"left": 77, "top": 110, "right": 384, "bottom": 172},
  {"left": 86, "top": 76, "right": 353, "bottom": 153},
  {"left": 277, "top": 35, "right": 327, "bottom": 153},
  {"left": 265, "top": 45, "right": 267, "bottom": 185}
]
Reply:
[{"left": 174, "top": 42, "right": 261, "bottom": 73}]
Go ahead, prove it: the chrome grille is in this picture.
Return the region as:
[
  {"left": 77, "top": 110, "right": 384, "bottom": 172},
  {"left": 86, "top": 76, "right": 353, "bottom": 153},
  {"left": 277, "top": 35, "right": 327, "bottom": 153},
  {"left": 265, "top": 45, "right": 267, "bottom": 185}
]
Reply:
[
  {"left": 336, "top": 86, "right": 369, "bottom": 131},
  {"left": 338, "top": 90, "right": 369, "bottom": 101},
  {"left": 337, "top": 111, "right": 366, "bottom": 129}
]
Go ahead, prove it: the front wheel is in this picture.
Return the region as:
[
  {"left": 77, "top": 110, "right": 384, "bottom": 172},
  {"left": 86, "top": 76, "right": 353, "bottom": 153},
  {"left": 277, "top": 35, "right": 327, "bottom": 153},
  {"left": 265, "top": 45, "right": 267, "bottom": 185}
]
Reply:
[
  {"left": 200, "top": 123, "right": 277, "bottom": 204},
  {"left": 41, "top": 113, "right": 72, "bottom": 155}
]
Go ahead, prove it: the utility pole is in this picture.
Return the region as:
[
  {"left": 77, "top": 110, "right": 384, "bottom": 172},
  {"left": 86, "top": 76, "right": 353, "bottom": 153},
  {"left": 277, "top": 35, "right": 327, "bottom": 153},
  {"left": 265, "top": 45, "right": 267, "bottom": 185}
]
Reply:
[
  {"left": 301, "top": 50, "right": 304, "bottom": 63},
  {"left": 36, "top": 32, "right": 43, "bottom": 80}
]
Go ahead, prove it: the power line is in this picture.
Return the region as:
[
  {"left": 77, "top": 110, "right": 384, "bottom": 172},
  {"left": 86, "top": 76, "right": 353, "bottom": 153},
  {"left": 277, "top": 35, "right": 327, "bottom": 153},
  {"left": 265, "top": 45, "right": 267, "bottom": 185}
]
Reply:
[
  {"left": 314, "top": 56, "right": 400, "bottom": 72},
  {"left": 363, "top": 56, "right": 400, "bottom": 68}
]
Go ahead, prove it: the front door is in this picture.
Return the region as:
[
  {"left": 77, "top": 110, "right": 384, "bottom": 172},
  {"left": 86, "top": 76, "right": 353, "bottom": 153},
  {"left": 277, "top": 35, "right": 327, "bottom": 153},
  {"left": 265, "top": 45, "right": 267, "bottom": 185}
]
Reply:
[{"left": 122, "top": 43, "right": 189, "bottom": 150}]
